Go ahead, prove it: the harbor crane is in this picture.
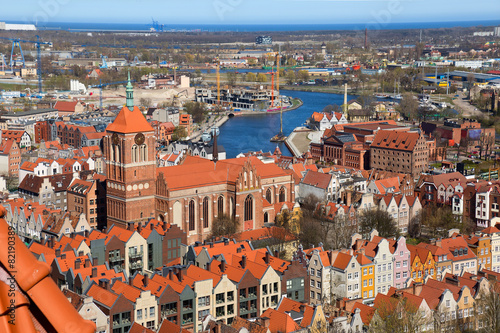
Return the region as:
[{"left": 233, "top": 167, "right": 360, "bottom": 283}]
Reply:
[
  {"left": 89, "top": 79, "right": 136, "bottom": 111},
  {"left": 0, "top": 35, "right": 52, "bottom": 93}
]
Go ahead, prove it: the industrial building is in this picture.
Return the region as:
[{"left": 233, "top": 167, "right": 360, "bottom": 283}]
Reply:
[{"left": 0, "top": 21, "right": 36, "bottom": 31}]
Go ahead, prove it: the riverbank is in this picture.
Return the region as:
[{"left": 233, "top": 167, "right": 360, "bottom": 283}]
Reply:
[
  {"left": 281, "top": 85, "right": 362, "bottom": 95},
  {"left": 190, "top": 115, "right": 229, "bottom": 141},
  {"left": 238, "top": 98, "right": 303, "bottom": 115}
]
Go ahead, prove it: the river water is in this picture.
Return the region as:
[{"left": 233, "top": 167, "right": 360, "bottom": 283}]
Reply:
[{"left": 218, "top": 90, "right": 357, "bottom": 158}]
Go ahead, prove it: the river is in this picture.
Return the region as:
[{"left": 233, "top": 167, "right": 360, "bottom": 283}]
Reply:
[{"left": 218, "top": 90, "right": 358, "bottom": 158}]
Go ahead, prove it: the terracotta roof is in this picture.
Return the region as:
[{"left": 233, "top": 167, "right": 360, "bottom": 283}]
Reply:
[
  {"left": 158, "top": 318, "right": 191, "bottom": 333},
  {"left": 351, "top": 302, "right": 375, "bottom": 325},
  {"left": 86, "top": 282, "right": 118, "bottom": 308},
  {"left": 300, "top": 170, "right": 332, "bottom": 190},
  {"left": 111, "top": 280, "right": 142, "bottom": 303},
  {"left": 356, "top": 253, "right": 373, "bottom": 266},
  {"left": 0, "top": 206, "right": 95, "bottom": 333},
  {"left": 440, "top": 236, "right": 477, "bottom": 262},
  {"left": 127, "top": 322, "right": 155, "bottom": 333},
  {"left": 260, "top": 308, "right": 300, "bottom": 333},
  {"left": 62, "top": 288, "right": 85, "bottom": 311},
  {"left": 332, "top": 252, "right": 352, "bottom": 270},
  {"left": 54, "top": 100, "right": 79, "bottom": 113},
  {"left": 106, "top": 106, "right": 154, "bottom": 134},
  {"left": 371, "top": 130, "right": 421, "bottom": 151},
  {"left": 276, "top": 297, "right": 315, "bottom": 328},
  {"left": 231, "top": 316, "right": 269, "bottom": 333},
  {"left": 481, "top": 226, "right": 500, "bottom": 235}
]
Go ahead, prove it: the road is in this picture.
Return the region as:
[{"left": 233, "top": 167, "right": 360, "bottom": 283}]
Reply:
[{"left": 452, "top": 91, "right": 485, "bottom": 118}]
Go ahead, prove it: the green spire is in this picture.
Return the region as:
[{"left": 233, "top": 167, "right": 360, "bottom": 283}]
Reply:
[{"left": 126, "top": 71, "right": 134, "bottom": 109}]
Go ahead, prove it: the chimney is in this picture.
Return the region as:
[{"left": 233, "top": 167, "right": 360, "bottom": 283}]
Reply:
[
  {"left": 92, "top": 257, "right": 98, "bottom": 266},
  {"left": 162, "top": 221, "right": 167, "bottom": 231},
  {"left": 176, "top": 268, "right": 183, "bottom": 282},
  {"left": 221, "top": 259, "right": 226, "bottom": 272},
  {"left": 143, "top": 274, "right": 149, "bottom": 287},
  {"left": 265, "top": 251, "right": 270, "bottom": 264},
  {"left": 70, "top": 232, "right": 75, "bottom": 239},
  {"left": 242, "top": 255, "right": 247, "bottom": 269},
  {"left": 78, "top": 251, "right": 84, "bottom": 257},
  {"left": 445, "top": 276, "right": 460, "bottom": 287},
  {"left": 435, "top": 239, "right": 442, "bottom": 248},
  {"left": 84, "top": 230, "right": 89, "bottom": 238},
  {"left": 224, "top": 238, "right": 229, "bottom": 246},
  {"left": 129, "top": 276, "right": 134, "bottom": 286},
  {"left": 75, "top": 259, "right": 81, "bottom": 269},
  {"left": 210, "top": 242, "right": 214, "bottom": 248},
  {"left": 41, "top": 238, "right": 46, "bottom": 246},
  {"left": 85, "top": 258, "right": 91, "bottom": 268},
  {"left": 274, "top": 250, "right": 279, "bottom": 259},
  {"left": 100, "top": 278, "right": 110, "bottom": 290},
  {"left": 206, "top": 261, "right": 211, "bottom": 271},
  {"left": 150, "top": 222, "right": 154, "bottom": 230},
  {"left": 127, "top": 222, "right": 133, "bottom": 231},
  {"left": 137, "top": 223, "right": 142, "bottom": 232},
  {"left": 236, "top": 247, "right": 242, "bottom": 253},
  {"left": 49, "top": 236, "right": 55, "bottom": 249},
  {"left": 92, "top": 267, "right": 97, "bottom": 278},
  {"left": 299, "top": 304, "right": 306, "bottom": 313},
  {"left": 61, "top": 253, "right": 66, "bottom": 259},
  {"left": 260, "top": 317, "right": 270, "bottom": 328},
  {"left": 412, "top": 283, "right": 416, "bottom": 295}
]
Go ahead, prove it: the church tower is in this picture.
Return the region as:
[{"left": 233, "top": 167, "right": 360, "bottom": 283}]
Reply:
[{"left": 104, "top": 73, "right": 156, "bottom": 229}]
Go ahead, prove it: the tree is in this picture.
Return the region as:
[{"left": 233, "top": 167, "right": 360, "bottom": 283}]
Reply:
[
  {"left": 226, "top": 71, "right": 238, "bottom": 87},
  {"left": 183, "top": 101, "right": 207, "bottom": 123},
  {"left": 478, "top": 283, "right": 500, "bottom": 332},
  {"left": 358, "top": 208, "right": 399, "bottom": 239},
  {"left": 171, "top": 126, "right": 187, "bottom": 141},
  {"left": 370, "top": 297, "right": 429, "bottom": 333},
  {"left": 139, "top": 97, "right": 152, "bottom": 108},
  {"left": 245, "top": 72, "right": 257, "bottom": 82},
  {"left": 421, "top": 205, "right": 460, "bottom": 238},
  {"left": 210, "top": 214, "right": 240, "bottom": 238},
  {"left": 256, "top": 73, "right": 267, "bottom": 83},
  {"left": 400, "top": 92, "right": 419, "bottom": 120},
  {"left": 285, "top": 70, "right": 296, "bottom": 85},
  {"left": 275, "top": 209, "right": 291, "bottom": 230},
  {"left": 297, "top": 70, "right": 310, "bottom": 83}
]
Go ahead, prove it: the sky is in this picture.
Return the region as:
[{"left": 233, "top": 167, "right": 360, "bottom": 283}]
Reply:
[{"left": 1, "top": 0, "right": 500, "bottom": 26}]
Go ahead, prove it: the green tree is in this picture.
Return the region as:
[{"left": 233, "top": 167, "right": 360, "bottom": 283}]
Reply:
[
  {"left": 297, "top": 70, "right": 310, "bottom": 82},
  {"left": 245, "top": 72, "right": 257, "bottom": 82},
  {"left": 358, "top": 208, "right": 399, "bottom": 239},
  {"left": 210, "top": 214, "right": 240, "bottom": 238},
  {"left": 171, "top": 126, "right": 187, "bottom": 141},
  {"left": 183, "top": 101, "right": 207, "bottom": 123},
  {"left": 285, "top": 70, "right": 296, "bottom": 85},
  {"left": 256, "top": 73, "right": 268, "bottom": 82}
]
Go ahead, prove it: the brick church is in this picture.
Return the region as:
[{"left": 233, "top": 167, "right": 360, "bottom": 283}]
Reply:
[{"left": 104, "top": 76, "right": 295, "bottom": 243}]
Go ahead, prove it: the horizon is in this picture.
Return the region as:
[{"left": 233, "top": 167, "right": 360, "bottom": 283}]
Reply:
[{"left": 2, "top": 0, "right": 499, "bottom": 27}]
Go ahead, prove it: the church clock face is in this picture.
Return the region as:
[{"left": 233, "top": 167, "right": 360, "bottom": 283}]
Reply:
[
  {"left": 112, "top": 133, "right": 119, "bottom": 145},
  {"left": 135, "top": 133, "right": 145, "bottom": 145}
]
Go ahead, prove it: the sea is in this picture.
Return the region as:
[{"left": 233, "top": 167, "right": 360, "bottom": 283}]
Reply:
[{"left": 6, "top": 20, "right": 500, "bottom": 32}]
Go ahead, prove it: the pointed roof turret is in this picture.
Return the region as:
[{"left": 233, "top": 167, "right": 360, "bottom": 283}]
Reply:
[{"left": 126, "top": 71, "right": 134, "bottom": 109}]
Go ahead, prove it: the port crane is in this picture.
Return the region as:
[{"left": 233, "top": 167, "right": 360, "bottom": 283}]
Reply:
[
  {"left": 89, "top": 79, "right": 136, "bottom": 111},
  {"left": 0, "top": 35, "right": 52, "bottom": 93}
]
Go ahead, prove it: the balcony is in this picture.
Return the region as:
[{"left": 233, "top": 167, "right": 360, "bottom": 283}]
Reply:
[
  {"left": 129, "top": 261, "right": 143, "bottom": 270},
  {"left": 227, "top": 296, "right": 234, "bottom": 302},
  {"left": 129, "top": 251, "right": 143, "bottom": 259},
  {"left": 162, "top": 309, "right": 177, "bottom": 317},
  {"left": 109, "top": 255, "right": 124, "bottom": 262},
  {"left": 182, "top": 317, "right": 193, "bottom": 325}
]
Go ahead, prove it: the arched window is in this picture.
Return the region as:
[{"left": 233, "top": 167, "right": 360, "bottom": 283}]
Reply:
[
  {"left": 203, "top": 197, "right": 209, "bottom": 228},
  {"left": 217, "top": 196, "right": 224, "bottom": 216},
  {"left": 115, "top": 145, "right": 120, "bottom": 163},
  {"left": 266, "top": 188, "right": 272, "bottom": 204},
  {"left": 140, "top": 144, "right": 147, "bottom": 162},
  {"left": 264, "top": 212, "right": 269, "bottom": 223},
  {"left": 188, "top": 200, "right": 195, "bottom": 231},
  {"left": 279, "top": 186, "right": 286, "bottom": 203},
  {"left": 132, "top": 144, "right": 138, "bottom": 163},
  {"left": 244, "top": 195, "right": 253, "bottom": 221}
]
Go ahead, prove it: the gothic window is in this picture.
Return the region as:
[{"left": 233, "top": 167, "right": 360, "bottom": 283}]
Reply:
[
  {"left": 203, "top": 197, "right": 209, "bottom": 228},
  {"left": 115, "top": 145, "right": 120, "bottom": 163},
  {"left": 132, "top": 144, "right": 138, "bottom": 163},
  {"left": 218, "top": 196, "right": 224, "bottom": 216},
  {"left": 244, "top": 195, "right": 253, "bottom": 221},
  {"left": 279, "top": 186, "right": 286, "bottom": 203},
  {"left": 266, "top": 188, "right": 272, "bottom": 204},
  {"left": 189, "top": 200, "right": 195, "bottom": 231},
  {"left": 264, "top": 212, "right": 269, "bottom": 223},
  {"left": 140, "top": 144, "right": 147, "bottom": 162}
]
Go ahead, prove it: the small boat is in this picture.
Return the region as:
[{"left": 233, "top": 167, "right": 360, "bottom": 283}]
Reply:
[
  {"left": 392, "top": 94, "right": 403, "bottom": 100},
  {"left": 270, "top": 134, "right": 287, "bottom": 142},
  {"left": 375, "top": 93, "right": 389, "bottom": 99}
]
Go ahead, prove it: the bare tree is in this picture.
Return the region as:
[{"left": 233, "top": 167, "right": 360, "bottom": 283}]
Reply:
[{"left": 477, "top": 283, "right": 500, "bottom": 332}]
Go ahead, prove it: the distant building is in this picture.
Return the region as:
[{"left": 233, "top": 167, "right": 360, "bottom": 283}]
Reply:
[
  {"left": 255, "top": 35, "right": 272, "bottom": 44},
  {"left": 370, "top": 130, "right": 429, "bottom": 179}
]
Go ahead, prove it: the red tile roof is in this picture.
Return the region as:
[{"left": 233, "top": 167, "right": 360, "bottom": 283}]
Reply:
[
  {"left": 300, "top": 170, "right": 331, "bottom": 190},
  {"left": 371, "top": 130, "right": 421, "bottom": 151},
  {"left": 261, "top": 308, "right": 300, "bottom": 333},
  {"left": 106, "top": 106, "right": 154, "bottom": 134},
  {"left": 54, "top": 100, "right": 79, "bottom": 113}
]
